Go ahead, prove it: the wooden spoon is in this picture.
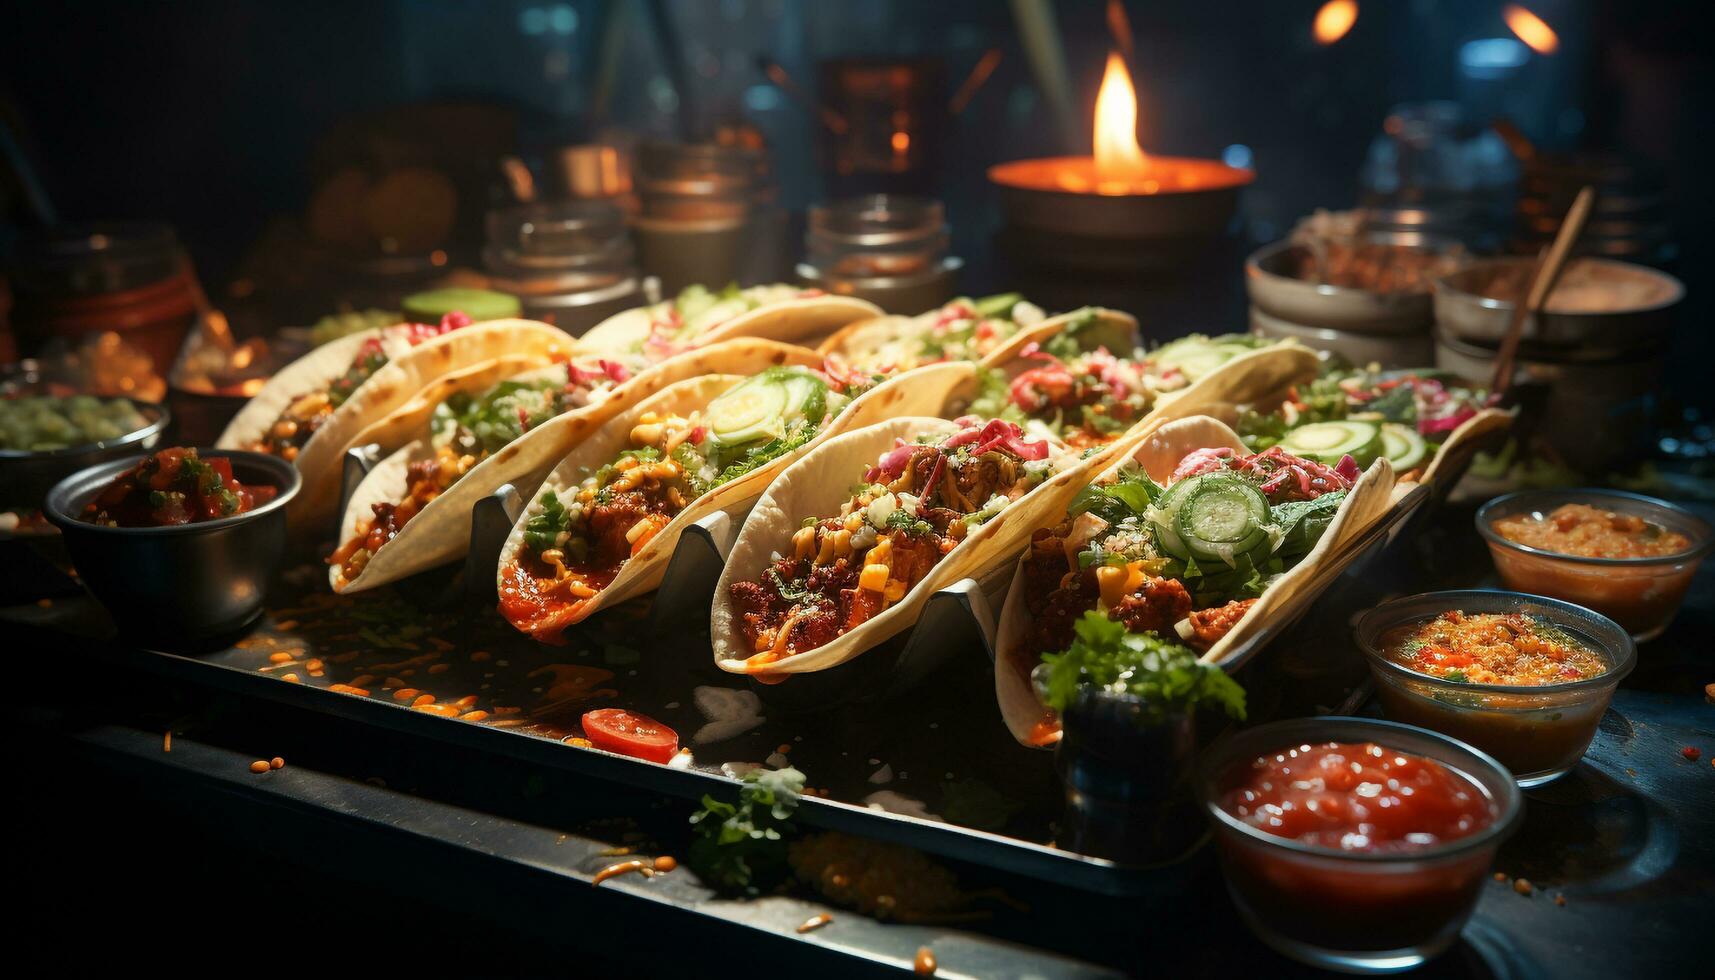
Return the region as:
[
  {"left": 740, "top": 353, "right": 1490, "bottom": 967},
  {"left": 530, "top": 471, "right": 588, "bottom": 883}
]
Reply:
[{"left": 1489, "top": 185, "right": 1596, "bottom": 400}]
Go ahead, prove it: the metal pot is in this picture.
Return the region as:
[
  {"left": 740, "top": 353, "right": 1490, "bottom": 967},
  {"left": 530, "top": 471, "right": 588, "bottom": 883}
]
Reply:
[
  {"left": 44, "top": 450, "right": 301, "bottom": 646},
  {"left": 1434, "top": 256, "right": 1682, "bottom": 356}
]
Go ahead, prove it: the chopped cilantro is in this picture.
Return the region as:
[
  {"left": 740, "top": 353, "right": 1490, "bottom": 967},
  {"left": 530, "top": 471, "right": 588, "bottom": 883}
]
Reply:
[
  {"left": 1039, "top": 611, "right": 1246, "bottom": 723},
  {"left": 688, "top": 766, "right": 806, "bottom": 894},
  {"left": 523, "top": 491, "right": 570, "bottom": 555}
]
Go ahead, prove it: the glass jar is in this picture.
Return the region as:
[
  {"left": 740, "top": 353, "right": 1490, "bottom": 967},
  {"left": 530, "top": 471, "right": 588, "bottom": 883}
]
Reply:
[
  {"left": 631, "top": 139, "right": 788, "bottom": 292},
  {"left": 9, "top": 223, "right": 199, "bottom": 380},
  {"left": 482, "top": 200, "right": 643, "bottom": 334},
  {"left": 796, "top": 195, "right": 959, "bottom": 314}
]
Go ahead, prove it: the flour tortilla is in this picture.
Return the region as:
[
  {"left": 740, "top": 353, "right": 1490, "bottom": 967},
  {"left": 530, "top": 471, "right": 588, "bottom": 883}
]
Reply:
[
  {"left": 331, "top": 339, "right": 827, "bottom": 593},
  {"left": 710, "top": 417, "right": 1128, "bottom": 678},
  {"left": 577, "top": 285, "right": 881, "bottom": 356},
  {"left": 218, "top": 319, "right": 576, "bottom": 526},
  {"left": 498, "top": 361, "right": 978, "bottom": 639},
  {"left": 993, "top": 415, "right": 1400, "bottom": 746},
  {"left": 817, "top": 306, "right": 1139, "bottom": 372}
]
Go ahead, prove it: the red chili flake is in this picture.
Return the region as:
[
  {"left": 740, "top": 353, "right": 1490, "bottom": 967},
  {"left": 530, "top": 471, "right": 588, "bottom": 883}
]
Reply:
[{"left": 1681, "top": 745, "right": 1701, "bottom": 762}]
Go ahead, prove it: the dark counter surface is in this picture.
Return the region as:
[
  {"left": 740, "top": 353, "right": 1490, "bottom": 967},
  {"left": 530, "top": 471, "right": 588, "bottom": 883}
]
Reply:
[{"left": 4, "top": 499, "right": 1710, "bottom": 976}]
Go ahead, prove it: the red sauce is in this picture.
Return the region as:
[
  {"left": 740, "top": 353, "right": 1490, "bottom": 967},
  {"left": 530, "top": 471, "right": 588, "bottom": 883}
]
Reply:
[
  {"left": 80, "top": 447, "right": 278, "bottom": 527},
  {"left": 1220, "top": 741, "right": 1495, "bottom": 852}
]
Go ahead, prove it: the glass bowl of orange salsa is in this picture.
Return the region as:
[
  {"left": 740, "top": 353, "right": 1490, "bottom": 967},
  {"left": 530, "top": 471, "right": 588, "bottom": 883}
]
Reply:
[
  {"left": 1476, "top": 489, "right": 1712, "bottom": 641},
  {"left": 1354, "top": 590, "right": 1634, "bottom": 787}
]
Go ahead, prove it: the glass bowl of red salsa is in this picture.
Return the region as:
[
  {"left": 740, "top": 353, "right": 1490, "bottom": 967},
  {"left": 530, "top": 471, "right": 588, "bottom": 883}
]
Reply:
[
  {"left": 45, "top": 447, "right": 299, "bottom": 644},
  {"left": 1200, "top": 717, "right": 1521, "bottom": 973},
  {"left": 1355, "top": 589, "right": 1635, "bottom": 787},
  {"left": 1476, "top": 489, "right": 1712, "bottom": 641}
]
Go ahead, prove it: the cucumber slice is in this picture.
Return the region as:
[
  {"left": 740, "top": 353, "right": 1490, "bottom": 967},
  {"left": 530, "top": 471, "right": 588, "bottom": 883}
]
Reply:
[
  {"left": 1277, "top": 420, "right": 1383, "bottom": 468},
  {"left": 777, "top": 370, "right": 829, "bottom": 425},
  {"left": 1170, "top": 474, "right": 1274, "bottom": 565},
  {"left": 972, "top": 292, "right": 1023, "bottom": 318},
  {"left": 705, "top": 368, "right": 830, "bottom": 447},
  {"left": 1153, "top": 335, "right": 1260, "bottom": 381},
  {"left": 1380, "top": 422, "right": 1428, "bottom": 471},
  {"left": 705, "top": 375, "right": 790, "bottom": 445}
]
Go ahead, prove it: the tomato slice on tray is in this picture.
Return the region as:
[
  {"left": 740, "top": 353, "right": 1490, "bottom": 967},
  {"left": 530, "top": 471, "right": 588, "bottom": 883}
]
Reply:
[{"left": 580, "top": 709, "right": 679, "bottom": 763}]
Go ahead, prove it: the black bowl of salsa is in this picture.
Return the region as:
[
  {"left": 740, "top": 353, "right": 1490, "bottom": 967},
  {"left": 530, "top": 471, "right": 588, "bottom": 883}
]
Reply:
[{"left": 44, "top": 447, "right": 300, "bottom": 646}]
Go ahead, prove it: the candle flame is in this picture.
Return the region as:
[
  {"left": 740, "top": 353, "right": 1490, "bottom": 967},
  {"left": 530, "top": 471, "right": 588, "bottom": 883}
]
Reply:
[
  {"left": 1312, "top": 1, "right": 1358, "bottom": 46},
  {"left": 1093, "top": 52, "right": 1149, "bottom": 182},
  {"left": 1503, "top": 4, "right": 1557, "bottom": 55}
]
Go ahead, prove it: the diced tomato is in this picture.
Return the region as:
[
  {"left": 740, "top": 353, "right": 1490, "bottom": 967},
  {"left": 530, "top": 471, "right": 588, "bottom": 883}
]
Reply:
[
  {"left": 580, "top": 709, "right": 679, "bottom": 763},
  {"left": 844, "top": 587, "right": 884, "bottom": 630}
]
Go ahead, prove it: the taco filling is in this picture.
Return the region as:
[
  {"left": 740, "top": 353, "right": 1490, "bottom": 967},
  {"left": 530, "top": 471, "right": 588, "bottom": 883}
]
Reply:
[
  {"left": 638, "top": 283, "right": 824, "bottom": 360},
  {"left": 1234, "top": 367, "right": 1490, "bottom": 474},
  {"left": 500, "top": 364, "right": 879, "bottom": 636},
  {"left": 850, "top": 293, "right": 1048, "bottom": 371},
  {"left": 1020, "top": 445, "right": 1357, "bottom": 668},
  {"left": 327, "top": 356, "right": 641, "bottom": 585},
  {"left": 964, "top": 332, "right": 1272, "bottom": 450},
  {"left": 728, "top": 416, "right": 1066, "bottom": 669},
  {"left": 249, "top": 312, "right": 473, "bottom": 461}
]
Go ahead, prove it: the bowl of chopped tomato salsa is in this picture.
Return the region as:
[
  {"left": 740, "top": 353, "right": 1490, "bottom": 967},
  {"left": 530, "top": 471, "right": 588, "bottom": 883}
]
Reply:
[
  {"left": 1200, "top": 717, "right": 1521, "bottom": 973},
  {"left": 1355, "top": 589, "right": 1635, "bottom": 787},
  {"left": 1477, "top": 489, "right": 1712, "bottom": 641},
  {"left": 45, "top": 447, "right": 299, "bottom": 644}
]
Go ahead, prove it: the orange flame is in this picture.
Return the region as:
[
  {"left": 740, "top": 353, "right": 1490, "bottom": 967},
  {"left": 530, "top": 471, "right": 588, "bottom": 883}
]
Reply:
[
  {"left": 1503, "top": 4, "right": 1558, "bottom": 55},
  {"left": 1313, "top": 1, "right": 1358, "bottom": 46},
  {"left": 1093, "top": 52, "right": 1149, "bottom": 185}
]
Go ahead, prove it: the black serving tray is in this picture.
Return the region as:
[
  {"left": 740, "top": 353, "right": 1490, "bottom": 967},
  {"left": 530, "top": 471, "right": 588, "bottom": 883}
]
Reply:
[{"left": 1, "top": 474, "right": 1433, "bottom": 897}]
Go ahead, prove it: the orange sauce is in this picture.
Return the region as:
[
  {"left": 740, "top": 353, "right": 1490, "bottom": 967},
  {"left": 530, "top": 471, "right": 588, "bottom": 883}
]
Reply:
[{"left": 593, "top": 859, "right": 651, "bottom": 885}]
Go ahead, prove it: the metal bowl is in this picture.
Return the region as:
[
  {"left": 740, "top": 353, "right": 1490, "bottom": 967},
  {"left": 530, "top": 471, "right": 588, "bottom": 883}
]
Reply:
[
  {"left": 1249, "top": 305, "right": 1434, "bottom": 368},
  {"left": 1433, "top": 256, "right": 1683, "bottom": 355},
  {"left": 1244, "top": 239, "right": 1443, "bottom": 334},
  {"left": 43, "top": 449, "right": 300, "bottom": 646},
  {"left": 0, "top": 398, "right": 171, "bottom": 515}
]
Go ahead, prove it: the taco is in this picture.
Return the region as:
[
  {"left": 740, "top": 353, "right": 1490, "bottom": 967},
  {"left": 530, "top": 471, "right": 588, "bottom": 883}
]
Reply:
[
  {"left": 329, "top": 340, "right": 825, "bottom": 592},
  {"left": 1225, "top": 365, "right": 1512, "bottom": 484},
  {"left": 712, "top": 414, "right": 1123, "bottom": 679},
  {"left": 817, "top": 295, "right": 1139, "bottom": 373},
  {"left": 993, "top": 416, "right": 1399, "bottom": 746},
  {"left": 496, "top": 358, "right": 976, "bottom": 641},
  {"left": 218, "top": 315, "right": 574, "bottom": 522},
  {"left": 957, "top": 328, "right": 1315, "bottom": 451},
  {"left": 577, "top": 283, "right": 881, "bottom": 361}
]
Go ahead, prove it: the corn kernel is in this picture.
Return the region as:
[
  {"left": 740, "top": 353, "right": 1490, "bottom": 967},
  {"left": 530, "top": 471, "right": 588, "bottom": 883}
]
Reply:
[{"left": 859, "top": 564, "right": 890, "bottom": 592}]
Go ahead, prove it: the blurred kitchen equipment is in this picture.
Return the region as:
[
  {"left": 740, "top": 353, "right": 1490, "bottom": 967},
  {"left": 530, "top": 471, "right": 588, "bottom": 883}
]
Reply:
[
  {"left": 1487, "top": 186, "right": 1594, "bottom": 399},
  {"left": 547, "top": 144, "right": 634, "bottom": 205},
  {"left": 809, "top": 53, "right": 998, "bottom": 197},
  {"left": 796, "top": 195, "right": 959, "bottom": 314},
  {"left": 481, "top": 200, "right": 645, "bottom": 333},
  {"left": 1359, "top": 102, "right": 1516, "bottom": 251},
  {"left": 1513, "top": 152, "right": 1674, "bottom": 267},
  {"left": 631, "top": 137, "right": 788, "bottom": 292},
  {"left": 8, "top": 223, "right": 200, "bottom": 379},
  {"left": 1434, "top": 255, "right": 1683, "bottom": 355},
  {"left": 1435, "top": 327, "right": 1661, "bottom": 473}
]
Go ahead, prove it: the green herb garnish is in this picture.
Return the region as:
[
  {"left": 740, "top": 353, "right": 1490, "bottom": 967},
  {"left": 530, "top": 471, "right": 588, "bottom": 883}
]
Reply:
[
  {"left": 688, "top": 766, "right": 806, "bottom": 894},
  {"left": 1039, "top": 611, "right": 1246, "bottom": 723}
]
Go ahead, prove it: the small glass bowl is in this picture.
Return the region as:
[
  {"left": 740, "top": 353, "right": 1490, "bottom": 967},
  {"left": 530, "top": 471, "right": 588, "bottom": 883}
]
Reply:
[
  {"left": 1355, "top": 590, "right": 1636, "bottom": 787},
  {"left": 1201, "top": 717, "right": 1521, "bottom": 974},
  {"left": 1475, "top": 489, "right": 1712, "bottom": 641}
]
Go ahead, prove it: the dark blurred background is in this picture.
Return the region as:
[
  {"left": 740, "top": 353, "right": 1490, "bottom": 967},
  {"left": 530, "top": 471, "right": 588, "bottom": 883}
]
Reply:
[{"left": 2, "top": 0, "right": 1711, "bottom": 424}]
